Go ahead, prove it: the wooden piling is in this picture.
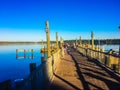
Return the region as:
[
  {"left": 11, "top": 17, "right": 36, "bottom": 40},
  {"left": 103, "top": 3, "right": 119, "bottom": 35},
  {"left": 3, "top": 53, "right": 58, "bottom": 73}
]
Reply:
[
  {"left": 56, "top": 32, "right": 59, "bottom": 51},
  {"left": 91, "top": 31, "right": 94, "bottom": 50},
  {"left": 16, "top": 49, "right": 18, "bottom": 59},
  {"left": 42, "top": 57, "right": 48, "bottom": 89},
  {"left": 29, "top": 63, "right": 37, "bottom": 90},
  {"left": 46, "top": 21, "right": 51, "bottom": 58},
  {"left": 79, "top": 36, "right": 82, "bottom": 46}
]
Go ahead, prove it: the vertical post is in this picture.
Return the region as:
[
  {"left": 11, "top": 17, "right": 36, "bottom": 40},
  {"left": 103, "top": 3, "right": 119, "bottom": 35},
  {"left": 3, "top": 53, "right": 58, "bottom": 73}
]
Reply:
[
  {"left": 30, "top": 63, "right": 36, "bottom": 73},
  {"left": 101, "top": 47, "right": 104, "bottom": 63},
  {"left": 60, "top": 37, "right": 64, "bottom": 57},
  {"left": 79, "top": 36, "right": 82, "bottom": 46},
  {"left": 91, "top": 31, "right": 94, "bottom": 50},
  {"left": 16, "top": 49, "right": 18, "bottom": 59},
  {"left": 24, "top": 49, "right": 26, "bottom": 59},
  {"left": 118, "top": 59, "right": 120, "bottom": 73},
  {"left": 76, "top": 38, "right": 78, "bottom": 46},
  {"left": 41, "top": 56, "right": 45, "bottom": 63},
  {"left": 56, "top": 32, "right": 59, "bottom": 51},
  {"left": 29, "top": 63, "right": 37, "bottom": 90},
  {"left": 31, "top": 49, "right": 34, "bottom": 59},
  {"left": 41, "top": 56, "right": 48, "bottom": 90},
  {"left": 60, "top": 37, "right": 62, "bottom": 48},
  {"left": 45, "top": 21, "right": 51, "bottom": 58},
  {"left": 98, "top": 38, "right": 100, "bottom": 51}
]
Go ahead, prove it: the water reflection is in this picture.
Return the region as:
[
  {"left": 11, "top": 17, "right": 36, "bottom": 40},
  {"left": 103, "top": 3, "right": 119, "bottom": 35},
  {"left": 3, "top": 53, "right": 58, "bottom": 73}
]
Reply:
[{"left": 0, "top": 44, "right": 42, "bottom": 83}]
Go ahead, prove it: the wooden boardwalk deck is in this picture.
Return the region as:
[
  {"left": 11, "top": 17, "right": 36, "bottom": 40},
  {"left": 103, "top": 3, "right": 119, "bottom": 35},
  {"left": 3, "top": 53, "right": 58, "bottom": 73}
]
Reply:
[{"left": 49, "top": 48, "right": 120, "bottom": 90}]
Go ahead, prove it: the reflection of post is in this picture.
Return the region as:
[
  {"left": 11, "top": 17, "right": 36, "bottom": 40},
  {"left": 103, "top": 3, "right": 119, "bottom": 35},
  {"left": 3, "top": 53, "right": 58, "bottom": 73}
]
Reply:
[
  {"left": 44, "top": 46, "right": 45, "bottom": 58},
  {"left": 31, "top": 49, "right": 34, "bottom": 59},
  {"left": 98, "top": 38, "right": 100, "bottom": 51},
  {"left": 45, "top": 21, "right": 51, "bottom": 57},
  {"left": 16, "top": 49, "right": 18, "bottom": 59},
  {"left": 24, "top": 49, "right": 26, "bottom": 59}
]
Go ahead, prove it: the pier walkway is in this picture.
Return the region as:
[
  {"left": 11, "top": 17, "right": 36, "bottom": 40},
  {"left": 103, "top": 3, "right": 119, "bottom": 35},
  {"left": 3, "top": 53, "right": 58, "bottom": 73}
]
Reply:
[{"left": 49, "top": 48, "right": 120, "bottom": 90}]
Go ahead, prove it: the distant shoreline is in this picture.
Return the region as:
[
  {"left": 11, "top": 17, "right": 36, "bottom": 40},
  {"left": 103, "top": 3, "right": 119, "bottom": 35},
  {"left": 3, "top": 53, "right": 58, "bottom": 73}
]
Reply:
[
  {"left": 0, "top": 39, "right": 120, "bottom": 45},
  {"left": 0, "top": 42, "right": 41, "bottom": 45}
]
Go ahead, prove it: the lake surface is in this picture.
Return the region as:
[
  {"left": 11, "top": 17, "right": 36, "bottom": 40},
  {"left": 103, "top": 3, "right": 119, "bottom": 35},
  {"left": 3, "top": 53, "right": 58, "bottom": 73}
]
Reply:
[
  {"left": 0, "top": 44, "right": 119, "bottom": 83},
  {"left": 0, "top": 44, "right": 45, "bottom": 83},
  {"left": 101, "top": 44, "right": 119, "bottom": 52}
]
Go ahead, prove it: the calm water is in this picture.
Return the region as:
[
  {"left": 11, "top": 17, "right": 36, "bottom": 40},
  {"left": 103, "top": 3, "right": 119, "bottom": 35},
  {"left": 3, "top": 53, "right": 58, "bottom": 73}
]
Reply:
[
  {"left": 102, "top": 45, "right": 119, "bottom": 52},
  {"left": 0, "top": 44, "right": 44, "bottom": 83},
  {"left": 0, "top": 44, "right": 119, "bottom": 83}
]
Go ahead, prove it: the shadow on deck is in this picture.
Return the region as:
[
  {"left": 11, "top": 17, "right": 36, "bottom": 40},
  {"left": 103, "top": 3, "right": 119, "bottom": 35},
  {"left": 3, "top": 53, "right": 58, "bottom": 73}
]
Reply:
[{"left": 50, "top": 48, "right": 120, "bottom": 90}]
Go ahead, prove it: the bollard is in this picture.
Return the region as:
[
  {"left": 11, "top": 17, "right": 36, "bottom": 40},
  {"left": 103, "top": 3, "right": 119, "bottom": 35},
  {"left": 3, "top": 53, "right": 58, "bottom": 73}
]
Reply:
[{"left": 0, "top": 80, "right": 12, "bottom": 90}]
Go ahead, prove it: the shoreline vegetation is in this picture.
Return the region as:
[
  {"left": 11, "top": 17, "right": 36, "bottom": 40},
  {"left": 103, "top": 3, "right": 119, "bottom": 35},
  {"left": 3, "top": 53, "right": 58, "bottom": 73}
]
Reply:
[{"left": 0, "top": 39, "right": 120, "bottom": 45}]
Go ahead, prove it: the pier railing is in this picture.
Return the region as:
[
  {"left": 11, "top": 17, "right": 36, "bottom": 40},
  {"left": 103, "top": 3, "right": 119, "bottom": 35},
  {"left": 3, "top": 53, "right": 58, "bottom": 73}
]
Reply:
[
  {"left": 77, "top": 46, "right": 120, "bottom": 73},
  {"left": 15, "top": 48, "right": 63, "bottom": 90}
]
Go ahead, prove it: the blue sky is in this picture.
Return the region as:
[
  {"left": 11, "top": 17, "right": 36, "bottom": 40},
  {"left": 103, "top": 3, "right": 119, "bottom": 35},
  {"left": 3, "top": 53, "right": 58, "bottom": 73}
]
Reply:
[{"left": 0, "top": 0, "right": 120, "bottom": 41}]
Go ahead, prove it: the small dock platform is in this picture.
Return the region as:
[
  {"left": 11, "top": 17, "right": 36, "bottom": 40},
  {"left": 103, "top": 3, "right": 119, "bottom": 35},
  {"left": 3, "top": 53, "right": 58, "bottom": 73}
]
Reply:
[{"left": 49, "top": 48, "right": 120, "bottom": 90}]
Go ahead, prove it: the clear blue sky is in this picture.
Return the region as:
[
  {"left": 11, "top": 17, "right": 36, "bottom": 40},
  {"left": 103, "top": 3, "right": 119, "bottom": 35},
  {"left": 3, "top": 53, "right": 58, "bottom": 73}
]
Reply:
[{"left": 0, "top": 0, "right": 120, "bottom": 41}]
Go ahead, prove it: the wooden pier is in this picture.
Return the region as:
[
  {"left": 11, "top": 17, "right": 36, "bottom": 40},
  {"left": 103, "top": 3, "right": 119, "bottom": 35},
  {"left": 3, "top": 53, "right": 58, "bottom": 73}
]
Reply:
[
  {"left": 49, "top": 48, "right": 120, "bottom": 90},
  {"left": 1, "top": 21, "right": 120, "bottom": 90}
]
